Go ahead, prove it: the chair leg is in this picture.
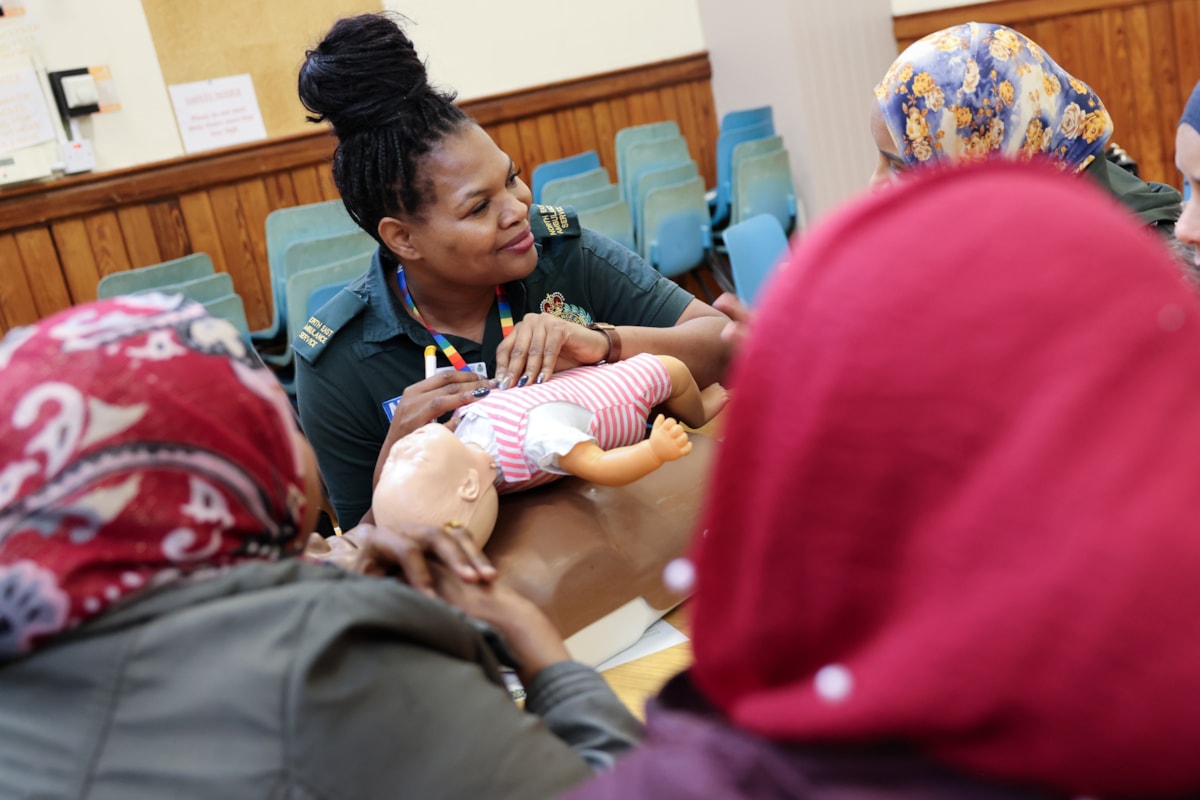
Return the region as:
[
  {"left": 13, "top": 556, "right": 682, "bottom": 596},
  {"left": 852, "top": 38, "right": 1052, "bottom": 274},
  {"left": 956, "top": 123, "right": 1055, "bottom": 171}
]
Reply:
[{"left": 704, "top": 253, "right": 736, "bottom": 295}]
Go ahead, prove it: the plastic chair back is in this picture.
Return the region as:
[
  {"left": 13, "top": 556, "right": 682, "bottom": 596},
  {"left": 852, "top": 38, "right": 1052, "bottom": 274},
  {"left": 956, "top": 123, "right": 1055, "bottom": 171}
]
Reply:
[
  {"left": 150, "top": 271, "right": 235, "bottom": 305},
  {"left": 734, "top": 148, "right": 799, "bottom": 234},
  {"left": 720, "top": 105, "right": 775, "bottom": 135},
  {"left": 711, "top": 121, "right": 774, "bottom": 227},
  {"left": 97, "top": 253, "right": 214, "bottom": 299},
  {"left": 723, "top": 214, "right": 790, "bottom": 308},
  {"left": 259, "top": 200, "right": 361, "bottom": 341},
  {"left": 642, "top": 176, "right": 712, "bottom": 278},
  {"left": 540, "top": 168, "right": 611, "bottom": 208},
  {"left": 554, "top": 184, "right": 621, "bottom": 214},
  {"left": 202, "top": 293, "right": 251, "bottom": 340},
  {"left": 633, "top": 161, "right": 698, "bottom": 251},
  {"left": 576, "top": 200, "right": 635, "bottom": 253},
  {"left": 615, "top": 121, "right": 681, "bottom": 203},
  {"left": 531, "top": 151, "right": 602, "bottom": 204},
  {"left": 624, "top": 137, "right": 690, "bottom": 204},
  {"left": 730, "top": 136, "right": 784, "bottom": 212},
  {"left": 286, "top": 253, "right": 373, "bottom": 371}
]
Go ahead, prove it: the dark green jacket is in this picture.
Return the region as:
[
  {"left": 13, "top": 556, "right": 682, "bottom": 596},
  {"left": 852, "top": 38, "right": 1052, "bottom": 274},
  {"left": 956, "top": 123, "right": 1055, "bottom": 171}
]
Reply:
[
  {"left": 1085, "top": 155, "right": 1182, "bottom": 232},
  {"left": 0, "top": 560, "right": 642, "bottom": 799}
]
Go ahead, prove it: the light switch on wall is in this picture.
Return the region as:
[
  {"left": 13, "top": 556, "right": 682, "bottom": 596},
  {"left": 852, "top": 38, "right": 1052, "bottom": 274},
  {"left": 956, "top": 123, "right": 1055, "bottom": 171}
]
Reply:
[{"left": 61, "top": 74, "right": 98, "bottom": 109}]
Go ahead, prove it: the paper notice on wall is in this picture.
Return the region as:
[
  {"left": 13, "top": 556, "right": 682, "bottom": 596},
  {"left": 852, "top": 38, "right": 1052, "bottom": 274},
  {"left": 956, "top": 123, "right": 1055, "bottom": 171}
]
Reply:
[
  {"left": 0, "top": 67, "right": 55, "bottom": 155},
  {"left": 168, "top": 73, "right": 267, "bottom": 154}
]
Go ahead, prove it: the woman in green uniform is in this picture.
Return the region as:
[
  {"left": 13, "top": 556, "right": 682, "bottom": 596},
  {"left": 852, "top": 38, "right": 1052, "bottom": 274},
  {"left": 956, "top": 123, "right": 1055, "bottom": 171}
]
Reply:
[{"left": 295, "top": 13, "right": 731, "bottom": 527}]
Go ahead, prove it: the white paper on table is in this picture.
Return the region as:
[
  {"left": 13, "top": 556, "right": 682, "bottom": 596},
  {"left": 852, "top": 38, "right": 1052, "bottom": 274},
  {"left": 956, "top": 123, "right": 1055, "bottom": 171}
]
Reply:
[
  {"left": 168, "top": 74, "right": 267, "bottom": 154},
  {"left": 596, "top": 618, "right": 688, "bottom": 672}
]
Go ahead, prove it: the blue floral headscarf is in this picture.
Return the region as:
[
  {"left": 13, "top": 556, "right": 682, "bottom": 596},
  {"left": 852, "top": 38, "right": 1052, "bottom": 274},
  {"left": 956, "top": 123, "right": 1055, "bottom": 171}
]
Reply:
[{"left": 875, "top": 22, "right": 1114, "bottom": 173}]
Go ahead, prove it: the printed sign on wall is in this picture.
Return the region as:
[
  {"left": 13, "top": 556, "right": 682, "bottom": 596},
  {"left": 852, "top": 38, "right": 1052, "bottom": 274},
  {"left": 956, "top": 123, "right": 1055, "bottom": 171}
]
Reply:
[{"left": 168, "top": 73, "right": 267, "bottom": 154}]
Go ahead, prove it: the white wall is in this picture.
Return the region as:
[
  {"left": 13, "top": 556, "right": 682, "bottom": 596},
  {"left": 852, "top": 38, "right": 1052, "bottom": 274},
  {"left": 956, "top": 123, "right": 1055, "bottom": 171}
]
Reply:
[
  {"left": 0, "top": 0, "right": 182, "bottom": 171},
  {"left": 891, "top": 0, "right": 996, "bottom": 14},
  {"left": 381, "top": 0, "right": 707, "bottom": 100},
  {"left": 695, "top": 0, "right": 898, "bottom": 217}
]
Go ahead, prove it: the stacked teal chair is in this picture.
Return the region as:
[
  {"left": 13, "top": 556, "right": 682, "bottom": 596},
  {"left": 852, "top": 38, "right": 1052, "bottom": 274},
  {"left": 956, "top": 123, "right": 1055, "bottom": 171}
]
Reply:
[
  {"left": 723, "top": 213, "right": 790, "bottom": 308},
  {"left": 577, "top": 201, "right": 635, "bottom": 253},
  {"left": 640, "top": 176, "right": 713, "bottom": 288},
  {"left": 257, "top": 228, "right": 374, "bottom": 369},
  {"left": 276, "top": 252, "right": 372, "bottom": 396},
  {"left": 709, "top": 120, "right": 774, "bottom": 227},
  {"left": 615, "top": 121, "right": 681, "bottom": 204},
  {"left": 540, "top": 168, "right": 611, "bottom": 208},
  {"left": 732, "top": 147, "right": 799, "bottom": 235},
  {"left": 720, "top": 105, "right": 775, "bottom": 135},
  {"left": 555, "top": 184, "right": 621, "bottom": 214},
  {"left": 255, "top": 200, "right": 361, "bottom": 346},
  {"left": 141, "top": 272, "right": 235, "bottom": 305},
  {"left": 285, "top": 252, "right": 373, "bottom": 366},
  {"left": 622, "top": 137, "right": 691, "bottom": 216},
  {"left": 203, "top": 293, "right": 252, "bottom": 342},
  {"left": 729, "top": 135, "right": 784, "bottom": 210},
  {"left": 96, "top": 253, "right": 214, "bottom": 299},
  {"left": 531, "top": 151, "right": 602, "bottom": 204},
  {"left": 633, "top": 161, "right": 699, "bottom": 253}
]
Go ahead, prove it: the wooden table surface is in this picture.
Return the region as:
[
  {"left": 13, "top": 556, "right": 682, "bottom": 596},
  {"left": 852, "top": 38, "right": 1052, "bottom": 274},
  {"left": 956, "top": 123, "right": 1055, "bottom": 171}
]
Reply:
[{"left": 600, "top": 604, "right": 693, "bottom": 720}]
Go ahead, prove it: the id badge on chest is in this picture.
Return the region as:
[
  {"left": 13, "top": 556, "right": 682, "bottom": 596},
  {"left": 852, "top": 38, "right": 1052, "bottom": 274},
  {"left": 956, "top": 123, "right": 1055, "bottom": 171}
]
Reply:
[{"left": 381, "top": 361, "right": 489, "bottom": 422}]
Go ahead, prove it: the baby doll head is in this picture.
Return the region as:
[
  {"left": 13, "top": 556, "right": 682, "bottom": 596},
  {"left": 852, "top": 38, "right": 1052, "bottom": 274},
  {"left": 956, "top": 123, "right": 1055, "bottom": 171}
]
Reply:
[{"left": 372, "top": 423, "right": 500, "bottom": 547}]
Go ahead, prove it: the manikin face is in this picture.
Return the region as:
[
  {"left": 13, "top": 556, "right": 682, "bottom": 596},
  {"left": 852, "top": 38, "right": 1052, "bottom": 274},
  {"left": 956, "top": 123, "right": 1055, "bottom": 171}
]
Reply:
[
  {"left": 869, "top": 103, "right": 908, "bottom": 191},
  {"left": 372, "top": 423, "right": 500, "bottom": 546},
  {"left": 1175, "top": 123, "right": 1200, "bottom": 269},
  {"left": 381, "top": 124, "right": 539, "bottom": 291}
]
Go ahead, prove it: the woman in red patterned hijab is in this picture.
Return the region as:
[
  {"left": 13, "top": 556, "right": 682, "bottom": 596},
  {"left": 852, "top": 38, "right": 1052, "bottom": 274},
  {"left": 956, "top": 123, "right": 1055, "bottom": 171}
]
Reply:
[
  {"left": 0, "top": 294, "right": 317, "bottom": 655},
  {"left": 573, "top": 161, "right": 1200, "bottom": 799}
]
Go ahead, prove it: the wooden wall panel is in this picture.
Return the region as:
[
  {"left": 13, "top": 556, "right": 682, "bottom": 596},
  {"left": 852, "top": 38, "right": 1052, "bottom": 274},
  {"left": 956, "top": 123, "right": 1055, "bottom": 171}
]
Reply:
[
  {"left": 0, "top": 234, "right": 41, "bottom": 331},
  {"left": 893, "top": 0, "right": 1200, "bottom": 187},
  {"left": 117, "top": 207, "right": 165, "bottom": 268},
  {"left": 0, "top": 53, "right": 717, "bottom": 338},
  {"left": 14, "top": 229, "right": 72, "bottom": 316}
]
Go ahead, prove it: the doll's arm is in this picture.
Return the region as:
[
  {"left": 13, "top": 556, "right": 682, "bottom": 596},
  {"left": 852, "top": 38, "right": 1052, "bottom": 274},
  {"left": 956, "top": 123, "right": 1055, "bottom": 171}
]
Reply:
[{"left": 556, "top": 414, "right": 692, "bottom": 486}]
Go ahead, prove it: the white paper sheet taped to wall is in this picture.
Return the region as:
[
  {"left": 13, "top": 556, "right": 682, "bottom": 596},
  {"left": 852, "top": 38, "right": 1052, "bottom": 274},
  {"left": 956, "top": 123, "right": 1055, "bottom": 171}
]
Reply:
[{"left": 0, "top": 67, "right": 55, "bottom": 154}]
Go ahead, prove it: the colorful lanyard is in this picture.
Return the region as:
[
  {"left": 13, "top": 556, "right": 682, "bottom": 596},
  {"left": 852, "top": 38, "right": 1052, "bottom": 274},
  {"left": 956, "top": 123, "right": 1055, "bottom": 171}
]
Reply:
[{"left": 396, "top": 267, "right": 513, "bottom": 372}]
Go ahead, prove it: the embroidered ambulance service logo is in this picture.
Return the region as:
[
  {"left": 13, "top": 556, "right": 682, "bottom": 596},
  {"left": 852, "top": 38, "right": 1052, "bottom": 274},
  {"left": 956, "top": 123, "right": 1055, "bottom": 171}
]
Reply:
[{"left": 540, "top": 292, "right": 591, "bottom": 326}]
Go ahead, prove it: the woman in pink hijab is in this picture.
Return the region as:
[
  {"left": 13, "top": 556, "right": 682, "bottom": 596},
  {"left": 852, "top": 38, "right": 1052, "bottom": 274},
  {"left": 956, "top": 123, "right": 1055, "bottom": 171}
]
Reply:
[{"left": 573, "top": 161, "right": 1200, "bottom": 798}]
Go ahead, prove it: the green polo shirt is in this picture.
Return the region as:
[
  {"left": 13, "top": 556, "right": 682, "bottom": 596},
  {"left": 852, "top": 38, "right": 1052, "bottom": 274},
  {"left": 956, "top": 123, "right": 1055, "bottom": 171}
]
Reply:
[{"left": 295, "top": 206, "right": 694, "bottom": 527}]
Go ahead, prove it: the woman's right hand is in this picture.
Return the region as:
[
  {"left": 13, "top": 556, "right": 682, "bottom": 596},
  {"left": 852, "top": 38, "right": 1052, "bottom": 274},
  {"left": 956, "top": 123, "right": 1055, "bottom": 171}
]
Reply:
[
  {"left": 429, "top": 563, "right": 571, "bottom": 685},
  {"left": 372, "top": 369, "right": 493, "bottom": 486}
]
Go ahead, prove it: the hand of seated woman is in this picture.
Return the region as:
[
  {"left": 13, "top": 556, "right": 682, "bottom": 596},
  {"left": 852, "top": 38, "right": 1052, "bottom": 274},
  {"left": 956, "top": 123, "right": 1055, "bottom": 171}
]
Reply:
[
  {"left": 428, "top": 561, "right": 571, "bottom": 685},
  {"left": 342, "top": 522, "right": 498, "bottom": 597},
  {"left": 494, "top": 313, "right": 609, "bottom": 388}
]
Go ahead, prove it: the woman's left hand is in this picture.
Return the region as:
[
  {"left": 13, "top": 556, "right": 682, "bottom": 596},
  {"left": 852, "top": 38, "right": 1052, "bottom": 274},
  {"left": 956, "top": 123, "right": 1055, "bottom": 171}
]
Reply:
[{"left": 494, "top": 313, "right": 609, "bottom": 388}]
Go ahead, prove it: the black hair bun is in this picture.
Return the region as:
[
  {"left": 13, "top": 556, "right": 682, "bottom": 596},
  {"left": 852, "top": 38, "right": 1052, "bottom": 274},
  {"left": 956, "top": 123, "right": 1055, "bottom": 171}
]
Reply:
[{"left": 299, "top": 13, "right": 453, "bottom": 139}]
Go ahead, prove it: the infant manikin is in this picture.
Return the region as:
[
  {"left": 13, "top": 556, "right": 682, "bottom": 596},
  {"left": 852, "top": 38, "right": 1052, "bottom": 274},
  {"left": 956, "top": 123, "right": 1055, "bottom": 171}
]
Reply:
[{"left": 371, "top": 353, "right": 726, "bottom": 547}]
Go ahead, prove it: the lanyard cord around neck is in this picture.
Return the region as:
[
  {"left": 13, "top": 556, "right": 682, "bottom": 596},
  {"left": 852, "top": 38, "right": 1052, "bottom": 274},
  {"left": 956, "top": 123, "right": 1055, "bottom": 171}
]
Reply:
[{"left": 396, "top": 267, "right": 514, "bottom": 371}]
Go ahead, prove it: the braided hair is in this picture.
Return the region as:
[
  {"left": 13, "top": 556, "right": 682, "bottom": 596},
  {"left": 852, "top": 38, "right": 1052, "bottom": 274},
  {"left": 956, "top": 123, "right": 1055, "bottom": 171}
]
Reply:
[{"left": 298, "top": 13, "right": 470, "bottom": 238}]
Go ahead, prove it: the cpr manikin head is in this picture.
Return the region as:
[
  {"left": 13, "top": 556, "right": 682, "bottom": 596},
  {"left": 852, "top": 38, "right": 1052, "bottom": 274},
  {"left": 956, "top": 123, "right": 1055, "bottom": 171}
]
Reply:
[{"left": 372, "top": 423, "right": 500, "bottom": 547}]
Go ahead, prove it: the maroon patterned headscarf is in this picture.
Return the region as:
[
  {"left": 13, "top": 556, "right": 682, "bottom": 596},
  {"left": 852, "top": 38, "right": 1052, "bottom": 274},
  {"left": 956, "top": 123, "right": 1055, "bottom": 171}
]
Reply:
[{"left": 0, "top": 296, "right": 310, "bottom": 657}]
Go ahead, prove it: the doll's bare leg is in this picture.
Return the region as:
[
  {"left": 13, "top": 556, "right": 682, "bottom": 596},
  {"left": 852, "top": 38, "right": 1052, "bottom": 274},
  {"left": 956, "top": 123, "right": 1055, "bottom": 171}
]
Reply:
[{"left": 656, "top": 355, "right": 729, "bottom": 427}]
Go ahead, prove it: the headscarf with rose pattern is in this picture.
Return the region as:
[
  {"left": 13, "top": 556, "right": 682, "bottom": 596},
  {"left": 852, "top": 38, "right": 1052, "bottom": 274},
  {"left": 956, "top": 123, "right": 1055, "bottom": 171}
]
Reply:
[
  {"left": 0, "top": 296, "right": 310, "bottom": 658},
  {"left": 875, "top": 22, "right": 1113, "bottom": 173}
]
